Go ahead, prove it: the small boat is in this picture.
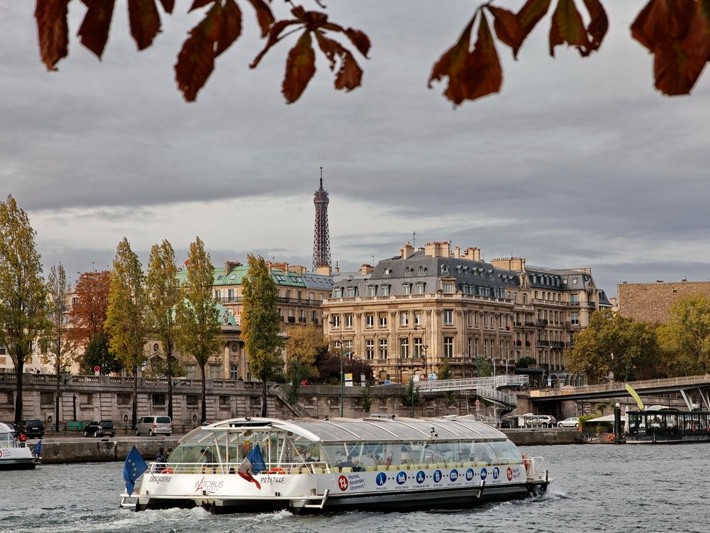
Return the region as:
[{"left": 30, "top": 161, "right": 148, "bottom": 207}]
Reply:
[
  {"left": 120, "top": 416, "right": 550, "bottom": 513},
  {"left": 0, "top": 423, "right": 39, "bottom": 470}
]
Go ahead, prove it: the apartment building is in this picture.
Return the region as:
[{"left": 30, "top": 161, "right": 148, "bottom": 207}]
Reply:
[{"left": 323, "top": 242, "right": 610, "bottom": 384}]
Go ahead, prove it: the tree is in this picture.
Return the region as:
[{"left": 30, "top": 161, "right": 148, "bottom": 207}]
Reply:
[
  {"left": 68, "top": 270, "right": 111, "bottom": 351},
  {"left": 285, "top": 324, "right": 325, "bottom": 400},
  {"left": 565, "top": 309, "right": 661, "bottom": 384},
  {"left": 437, "top": 358, "right": 455, "bottom": 406},
  {"left": 30, "top": 1, "right": 710, "bottom": 105},
  {"left": 241, "top": 254, "right": 283, "bottom": 417},
  {"left": 105, "top": 237, "right": 146, "bottom": 429},
  {"left": 45, "top": 263, "right": 70, "bottom": 432},
  {"left": 175, "top": 237, "right": 221, "bottom": 424},
  {"left": 657, "top": 296, "right": 710, "bottom": 376},
  {"left": 0, "top": 195, "right": 49, "bottom": 424},
  {"left": 80, "top": 331, "right": 122, "bottom": 375},
  {"left": 146, "top": 240, "right": 181, "bottom": 420},
  {"left": 475, "top": 356, "right": 494, "bottom": 377}
]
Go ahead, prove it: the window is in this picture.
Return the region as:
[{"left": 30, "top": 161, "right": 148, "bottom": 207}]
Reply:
[
  {"left": 40, "top": 391, "right": 54, "bottom": 406},
  {"left": 230, "top": 363, "right": 239, "bottom": 380},
  {"left": 384, "top": 267, "right": 393, "bottom": 277},
  {"left": 381, "top": 284, "right": 391, "bottom": 296},
  {"left": 366, "top": 340, "right": 375, "bottom": 360},
  {"left": 345, "top": 314, "right": 353, "bottom": 328},
  {"left": 402, "top": 283, "right": 412, "bottom": 295},
  {"left": 571, "top": 312, "right": 580, "bottom": 325},
  {"left": 415, "top": 283, "right": 426, "bottom": 294},
  {"left": 214, "top": 289, "right": 221, "bottom": 300},
  {"left": 443, "top": 282, "right": 454, "bottom": 293},
  {"left": 443, "top": 309, "right": 454, "bottom": 325},
  {"left": 414, "top": 312, "right": 422, "bottom": 326},
  {"left": 379, "top": 339, "right": 388, "bottom": 359},
  {"left": 346, "top": 287, "right": 356, "bottom": 298},
  {"left": 400, "top": 338, "right": 409, "bottom": 358},
  {"left": 366, "top": 314, "right": 374, "bottom": 328},
  {"left": 570, "top": 294, "right": 579, "bottom": 305},
  {"left": 405, "top": 266, "right": 414, "bottom": 276},
  {"left": 414, "top": 338, "right": 424, "bottom": 357},
  {"left": 331, "top": 315, "right": 341, "bottom": 328},
  {"left": 344, "top": 340, "right": 353, "bottom": 358},
  {"left": 334, "top": 288, "right": 343, "bottom": 298},
  {"left": 444, "top": 337, "right": 454, "bottom": 358},
  {"left": 400, "top": 312, "right": 409, "bottom": 326},
  {"left": 419, "top": 266, "right": 427, "bottom": 275},
  {"left": 219, "top": 395, "right": 230, "bottom": 408},
  {"left": 441, "top": 264, "right": 449, "bottom": 274},
  {"left": 117, "top": 393, "right": 131, "bottom": 406},
  {"left": 186, "top": 395, "right": 199, "bottom": 407},
  {"left": 379, "top": 313, "right": 387, "bottom": 327},
  {"left": 152, "top": 393, "right": 166, "bottom": 406},
  {"left": 228, "top": 288, "right": 234, "bottom": 300},
  {"left": 367, "top": 285, "right": 377, "bottom": 297}
]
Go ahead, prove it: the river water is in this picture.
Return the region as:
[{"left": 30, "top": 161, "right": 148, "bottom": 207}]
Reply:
[{"left": 2, "top": 443, "right": 708, "bottom": 533}]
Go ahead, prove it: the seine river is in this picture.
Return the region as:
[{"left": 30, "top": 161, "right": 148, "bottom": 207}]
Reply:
[{"left": 2, "top": 443, "right": 708, "bottom": 533}]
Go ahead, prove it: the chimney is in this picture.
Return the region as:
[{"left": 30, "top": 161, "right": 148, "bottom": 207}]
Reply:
[
  {"left": 315, "top": 265, "right": 332, "bottom": 276},
  {"left": 400, "top": 243, "right": 415, "bottom": 259},
  {"left": 360, "top": 264, "right": 374, "bottom": 275},
  {"left": 453, "top": 246, "right": 461, "bottom": 258},
  {"left": 463, "top": 247, "right": 481, "bottom": 261},
  {"left": 424, "top": 241, "right": 450, "bottom": 258}
]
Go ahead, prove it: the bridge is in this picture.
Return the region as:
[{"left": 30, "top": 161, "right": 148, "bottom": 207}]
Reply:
[
  {"left": 529, "top": 374, "right": 710, "bottom": 410},
  {"left": 415, "top": 375, "right": 529, "bottom": 410}
]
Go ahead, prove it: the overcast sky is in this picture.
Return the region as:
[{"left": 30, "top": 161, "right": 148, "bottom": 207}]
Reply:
[{"left": 2, "top": 1, "right": 709, "bottom": 297}]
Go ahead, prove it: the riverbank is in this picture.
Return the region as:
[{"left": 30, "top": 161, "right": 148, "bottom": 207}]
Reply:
[{"left": 33, "top": 428, "right": 583, "bottom": 464}]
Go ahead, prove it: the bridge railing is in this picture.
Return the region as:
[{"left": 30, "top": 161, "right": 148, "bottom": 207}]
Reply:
[
  {"left": 415, "top": 375, "right": 528, "bottom": 393},
  {"left": 530, "top": 374, "right": 710, "bottom": 398}
]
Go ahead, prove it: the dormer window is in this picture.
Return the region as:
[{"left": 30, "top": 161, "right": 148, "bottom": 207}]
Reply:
[
  {"left": 419, "top": 265, "right": 427, "bottom": 275},
  {"left": 441, "top": 264, "right": 449, "bottom": 274},
  {"left": 384, "top": 267, "right": 393, "bottom": 277}
]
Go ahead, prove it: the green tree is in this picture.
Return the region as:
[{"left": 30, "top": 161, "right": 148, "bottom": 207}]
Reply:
[
  {"left": 475, "top": 356, "right": 493, "bottom": 377},
  {"left": 81, "top": 331, "right": 122, "bottom": 375},
  {"left": 175, "top": 237, "right": 221, "bottom": 424},
  {"left": 45, "top": 263, "right": 70, "bottom": 432},
  {"left": 146, "top": 239, "right": 181, "bottom": 419},
  {"left": 105, "top": 237, "right": 146, "bottom": 429},
  {"left": 437, "top": 358, "right": 455, "bottom": 406},
  {"left": 657, "top": 296, "right": 710, "bottom": 376},
  {"left": 242, "top": 254, "right": 283, "bottom": 417},
  {"left": 565, "top": 309, "right": 660, "bottom": 384},
  {"left": 404, "top": 378, "right": 420, "bottom": 417},
  {"left": 285, "top": 324, "right": 325, "bottom": 401},
  {"left": 0, "top": 195, "right": 49, "bottom": 424}
]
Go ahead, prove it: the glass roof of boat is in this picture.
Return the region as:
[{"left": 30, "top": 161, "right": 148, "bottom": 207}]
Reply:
[{"left": 194, "top": 416, "right": 506, "bottom": 443}]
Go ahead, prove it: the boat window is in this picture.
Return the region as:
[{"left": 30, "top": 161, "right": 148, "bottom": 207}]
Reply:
[{"left": 488, "top": 440, "right": 521, "bottom": 463}]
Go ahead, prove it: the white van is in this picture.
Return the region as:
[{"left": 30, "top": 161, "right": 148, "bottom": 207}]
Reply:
[{"left": 135, "top": 415, "right": 172, "bottom": 436}]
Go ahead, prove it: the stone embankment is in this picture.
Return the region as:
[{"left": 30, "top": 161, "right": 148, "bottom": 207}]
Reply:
[{"left": 36, "top": 428, "right": 582, "bottom": 464}]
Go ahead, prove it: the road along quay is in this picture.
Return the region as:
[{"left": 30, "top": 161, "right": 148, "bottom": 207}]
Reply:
[{"left": 30, "top": 428, "right": 582, "bottom": 464}]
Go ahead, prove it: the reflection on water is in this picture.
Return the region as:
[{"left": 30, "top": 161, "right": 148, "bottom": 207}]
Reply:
[{"left": 3, "top": 443, "right": 710, "bottom": 533}]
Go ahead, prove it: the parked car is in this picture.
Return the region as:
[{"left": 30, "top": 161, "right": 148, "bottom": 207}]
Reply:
[
  {"left": 135, "top": 415, "right": 172, "bottom": 436},
  {"left": 83, "top": 420, "right": 116, "bottom": 438},
  {"left": 20, "top": 419, "right": 45, "bottom": 439},
  {"left": 522, "top": 413, "right": 557, "bottom": 428},
  {"left": 557, "top": 416, "right": 580, "bottom": 428}
]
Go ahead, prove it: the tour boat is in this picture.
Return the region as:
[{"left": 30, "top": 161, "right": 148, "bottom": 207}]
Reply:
[
  {"left": 120, "top": 416, "right": 549, "bottom": 513},
  {"left": 625, "top": 408, "right": 710, "bottom": 444},
  {"left": 0, "top": 422, "right": 38, "bottom": 470}
]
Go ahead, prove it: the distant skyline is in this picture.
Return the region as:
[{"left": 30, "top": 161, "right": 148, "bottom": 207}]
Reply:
[{"left": 2, "top": 2, "right": 710, "bottom": 297}]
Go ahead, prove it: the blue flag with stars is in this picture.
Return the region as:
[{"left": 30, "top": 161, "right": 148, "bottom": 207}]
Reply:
[{"left": 123, "top": 446, "right": 148, "bottom": 495}]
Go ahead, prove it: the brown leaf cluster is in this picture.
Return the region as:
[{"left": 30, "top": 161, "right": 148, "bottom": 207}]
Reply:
[{"left": 30, "top": 0, "right": 710, "bottom": 105}]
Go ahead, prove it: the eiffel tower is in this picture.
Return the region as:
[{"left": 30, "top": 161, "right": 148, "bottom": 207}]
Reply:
[{"left": 312, "top": 167, "right": 331, "bottom": 271}]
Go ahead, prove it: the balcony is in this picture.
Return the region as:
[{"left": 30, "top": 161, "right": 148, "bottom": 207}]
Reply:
[
  {"left": 535, "top": 319, "right": 548, "bottom": 327},
  {"left": 565, "top": 321, "right": 581, "bottom": 331}
]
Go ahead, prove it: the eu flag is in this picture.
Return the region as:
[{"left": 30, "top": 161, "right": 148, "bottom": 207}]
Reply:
[
  {"left": 123, "top": 446, "right": 148, "bottom": 495},
  {"left": 247, "top": 444, "right": 265, "bottom": 474}
]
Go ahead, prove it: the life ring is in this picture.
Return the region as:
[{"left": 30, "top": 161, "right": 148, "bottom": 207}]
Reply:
[
  {"left": 266, "top": 467, "right": 286, "bottom": 475},
  {"left": 160, "top": 467, "right": 174, "bottom": 474},
  {"left": 605, "top": 433, "right": 615, "bottom": 443},
  {"left": 522, "top": 454, "right": 530, "bottom": 472}
]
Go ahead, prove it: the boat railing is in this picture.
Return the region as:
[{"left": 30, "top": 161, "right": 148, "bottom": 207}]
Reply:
[
  {"left": 148, "top": 461, "right": 333, "bottom": 475},
  {"left": 526, "top": 456, "right": 545, "bottom": 480}
]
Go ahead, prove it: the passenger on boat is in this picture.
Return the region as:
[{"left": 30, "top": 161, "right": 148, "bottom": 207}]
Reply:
[
  {"left": 156, "top": 447, "right": 166, "bottom": 469},
  {"left": 338, "top": 454, "right": 362, "bottom": 471}
]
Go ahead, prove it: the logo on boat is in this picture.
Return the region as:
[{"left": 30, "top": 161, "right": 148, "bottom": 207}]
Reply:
[
  {"left": 433, "top": 470, "right": 442, "bottom": 483},
  {"left": 480, "top": 467, "right": 488, "bottom": 480},
  {"left": 465, "top": 468, "right": 474, "bottom": 481},
  {"left": 396, "top": 471, "right": 407, "bottom": 485},
  {"left": 376, "top": 472, "right": 387, "bottom": 486},
  {"left": 492, "top": 467, "right": 500, "bottom": 480},
  {"left": 507, "top": 467, "right": 513, "bottom": 481},
  {"left": 416, "top": 470, "right": 426, "bottom": 484},
  {"left": 194, "top": 477, "right": 224, "bottom": 493},
  {"left": 449, "top": 469, "right": 458, "bottom": 482},
  {"left": 338, "top": 475, "right": 349, "bottom": 491}
]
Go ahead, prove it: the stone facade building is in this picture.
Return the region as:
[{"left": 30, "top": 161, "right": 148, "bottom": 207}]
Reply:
[
  {"left": 618, "top": 280, "right": 710, "bottom": 324},
  {"left": 323, "top": 242, "right": 610, "bottom": 384}
]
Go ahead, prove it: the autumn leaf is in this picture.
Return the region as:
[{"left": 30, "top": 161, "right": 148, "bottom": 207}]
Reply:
[
  {"left": 578, "top": 0, "right": 609, "bottom": 56},
  {"left": 250, "top": 19, "right": 301, "bottom": 68},
  {"left": 464, "top": 13, "right": 503, "bottom": 101},
  {"left": 175, "top": 3, "right": 222, "bottom": 101},
  {"left": 214, "top": 0, "right": 241, "bottom": 56},
  {"left": 282, "top": 31, "right": 316, "bottom": 103},
  {"left": 77, "top": 0, "right": 116, "bottom": 59},
  {"left": 315, "top": 34, "right": 363, "bottom": 91},
  {"left": 632, "top": 0, "right": 710, "bottom": 95},
  {"left": 246, "top": 0, "right": 275, "bottom": 38},
  {"left": 159, "top": 0, "right": 175, "bottom": 13},
  {"left": 517, "top": 0, "right": 552, "bottom": 40},
  {"left": 487, "top": 6, "right": 524, "bottom": 59},
  {"left": 128, "top": 0, "right": 161, "bottom": 50},
  {"left": 549, "top": 0, "right": 587, "bottom": 56},
  {"left": 429, "top": 15, "right": 476, "bottom": 105},
  {"left": 35, "top": 0, "right": 70, "bottom": 71}
]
